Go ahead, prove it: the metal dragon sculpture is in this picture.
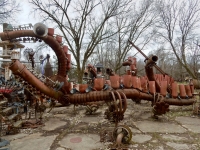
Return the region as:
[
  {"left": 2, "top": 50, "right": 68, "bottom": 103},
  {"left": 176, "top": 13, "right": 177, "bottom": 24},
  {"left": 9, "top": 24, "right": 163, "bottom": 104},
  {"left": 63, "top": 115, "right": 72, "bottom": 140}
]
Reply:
[{"left": 0, "top": 22, "right": 197, "bottom": 147}]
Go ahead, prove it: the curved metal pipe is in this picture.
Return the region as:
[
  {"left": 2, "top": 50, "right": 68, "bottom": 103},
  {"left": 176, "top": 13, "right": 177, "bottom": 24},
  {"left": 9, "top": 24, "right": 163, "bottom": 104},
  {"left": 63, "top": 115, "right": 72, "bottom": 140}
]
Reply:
[
  {"left": 122, "top": 61, "right": 132, "bottom": 66},
  {"left": 2, "top": 29, "right": 196, "bottom": 107},
  {"left": 145, "top": 55, "right": 160, "bottom": 93},
  {"left": 8, "top": 59, "right": 196, "bottom": 106},
  {"left": 0, "top": 30, "right": 67, "bottom": 77},
  {"left": 9, "top": 60, "right": 63, "bottom": 99}
]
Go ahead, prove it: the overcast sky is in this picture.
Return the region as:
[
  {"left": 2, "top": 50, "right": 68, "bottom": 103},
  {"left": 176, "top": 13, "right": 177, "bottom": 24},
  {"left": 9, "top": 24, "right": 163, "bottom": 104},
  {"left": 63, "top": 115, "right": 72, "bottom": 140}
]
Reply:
[
  {"left": 0, "top": 1, "right": 55, "bottom": 61},
  {"left": 0, "top": 1, "right": 40, "bottom": 32},
  {"left": 16, "top": 0, "right": 41, "bottom": 26}
]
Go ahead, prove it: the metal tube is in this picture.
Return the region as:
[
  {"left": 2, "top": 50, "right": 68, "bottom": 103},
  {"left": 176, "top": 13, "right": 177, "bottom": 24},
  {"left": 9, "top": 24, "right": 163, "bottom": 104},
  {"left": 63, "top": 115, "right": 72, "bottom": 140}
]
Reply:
[
  {"left": 9, "top": 60, "right": 63, "bottom": 99},
  {"left": 0, "top": 29, "right": 67, "bottom": 77}
]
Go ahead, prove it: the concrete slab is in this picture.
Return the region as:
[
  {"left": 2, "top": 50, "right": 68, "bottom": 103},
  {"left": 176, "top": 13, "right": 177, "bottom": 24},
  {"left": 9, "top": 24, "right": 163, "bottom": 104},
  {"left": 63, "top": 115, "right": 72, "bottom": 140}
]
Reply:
[
  {"left": 53, "top": 114, "right": 67, "bottom": 118},
  {"left": 166, "top": 142, "right": 190, "bottom": 150},
  {"left": 134, "top": 121, "right": 187, "bottom": 133},
  {"left": 59, "top": 133, "right": 105, "bottom": 150},
  {"left": 175, "top": 116, "right": 200, "bottom": 125},
  {"left": 2, "top": 133, "right": 28, "bottom": 141},
  {"left": 130, "top": 127, "right": 141, "bottom": 133},
  {"left": 182, "top": 125, "right": 200, "bottom": 133},
  {"left": 175, "top": 116, "right": 200, "bottom": 133},
  {"left": 56, "top": 147, "right": 65, "bottom": 150},
  {"left": 162, "top": 134, "right": 188, "bottom": 141},
  {"left": 80, "top": 115, "right": 102, "bottom": 123},
  {"left": 42, "top": 118, "right": 67, "bottom": 131},
  {"left": 8, "top": 133, "right": 57, "bottom": 150},
  {"left": 140, "top": 112, "right": 152, "bottom": 120},
  {"left": 132, "top": 134, "right": 152, "bottom": 143},
  {"left": 49, "top": 107, "right": 68, "bottom": 113}
]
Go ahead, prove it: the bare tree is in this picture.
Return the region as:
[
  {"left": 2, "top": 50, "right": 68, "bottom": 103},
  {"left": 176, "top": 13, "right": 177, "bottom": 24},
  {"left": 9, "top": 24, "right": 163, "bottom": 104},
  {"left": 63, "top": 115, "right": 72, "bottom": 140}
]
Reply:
[
  {"left": 187, "top": 39, "right": 200, "bottom": 78},
  {"left": 155, "top": 0, "right": 200, "bottom": 79},
  {"left": 0, "top": 0, "right": 20, "bottom": 23},
  {"left": 148, "top": 46, "right": 183, "bottom": 79},
  {"left": 93, "top": 0, "right": 157, "bottom": 75},
  {"left": 30, "top": 0, "right": 132, "bottom": 83}
]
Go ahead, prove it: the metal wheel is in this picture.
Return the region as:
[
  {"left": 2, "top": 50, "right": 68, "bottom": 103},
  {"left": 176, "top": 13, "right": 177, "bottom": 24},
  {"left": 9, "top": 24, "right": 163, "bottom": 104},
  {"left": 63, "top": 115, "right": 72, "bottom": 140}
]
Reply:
[{"left": 113, "top": 125, "right": 132, "bottom": 144}]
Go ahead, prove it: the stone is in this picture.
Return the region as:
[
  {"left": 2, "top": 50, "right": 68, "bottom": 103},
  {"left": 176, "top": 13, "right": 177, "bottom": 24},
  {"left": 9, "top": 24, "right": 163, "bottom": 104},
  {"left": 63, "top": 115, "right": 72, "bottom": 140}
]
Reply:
[
  {"left": 166, "top": 142, "right": 189, "bottom": 150},
  {"left": 134, "top": 121, "right": 187, "bottom": 133},
  {"left": 132, "top": 134, "right": 152, "bottom": 143},
  {"left": 59, "top": 133, "right": 105, "bottom": 150},
  {"left": 42, "top": 118, "right": 67, "bottom": 131},
  {"left": 8, "top": 133, "right": 57, "bottom": 150},
  {"left": 162, "top": 134, "right": 187, "bottom": 141}
]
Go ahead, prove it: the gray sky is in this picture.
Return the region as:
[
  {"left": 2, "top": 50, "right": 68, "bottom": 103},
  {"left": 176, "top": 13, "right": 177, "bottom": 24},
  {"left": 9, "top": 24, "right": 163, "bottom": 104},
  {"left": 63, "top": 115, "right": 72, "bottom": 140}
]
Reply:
[
  {"left": 0, "top": 1, "right": 40, "bottom": 31},
  {"left": 16, "top": 0, "right": 40, "bottom": 26},
  {"left": 0, "top": 1, "right": 55, "bottom": 61}
]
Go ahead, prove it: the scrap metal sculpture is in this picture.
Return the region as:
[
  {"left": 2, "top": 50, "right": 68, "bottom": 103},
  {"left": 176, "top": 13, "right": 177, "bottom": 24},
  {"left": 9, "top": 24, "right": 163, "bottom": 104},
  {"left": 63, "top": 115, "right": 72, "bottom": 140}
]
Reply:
[{"left": 0, "top": 23, "right": 197, "bottom": 148}]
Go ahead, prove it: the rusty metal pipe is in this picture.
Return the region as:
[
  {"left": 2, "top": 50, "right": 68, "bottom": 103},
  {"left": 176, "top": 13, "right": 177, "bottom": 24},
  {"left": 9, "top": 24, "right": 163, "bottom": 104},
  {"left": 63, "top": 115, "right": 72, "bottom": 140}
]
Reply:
[
  {"left": 145, "top": 55, "right": 161, "bottom": 93},
  {"left": 67, "top": 89, "right": 153, "bottom": 104},
  {"left": 8, "top": 60, "right": 196, "bottom": 107},
  {"left": 163, "top": 98, "right": 196, "bottom": 106},
  {"left": 65, "top": 89, "right": 196, "bottom": 106},
  {"left": 0, "top": 30, "right": 67, "bottom": 77},
  {"left": 0, "top": 30, "right": 35, "bottom": 40},
  {"left": 9, "top": 60, "right": 63, "bottom": 99},
  {"left": 106, "top": 68, "right": 115, "bottom": 76},
  {"left": 122, "top": 61, "right": 132, "bottom": 66}
]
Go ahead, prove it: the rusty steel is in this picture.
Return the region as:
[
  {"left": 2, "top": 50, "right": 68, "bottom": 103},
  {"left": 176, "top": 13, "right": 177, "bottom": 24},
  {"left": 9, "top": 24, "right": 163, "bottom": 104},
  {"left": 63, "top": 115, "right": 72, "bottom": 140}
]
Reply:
[
  {"left": 64, "top": 89, "right": 153, "bottom": 105},
  {"left": 112, "top": 125, "right": 132, "bottom": 148},
  {"left": 87, "top": 64, "right": 97, "bottom": 78},
  {"left": 152, "top": 93, "right": 169, "bottom": 115},
  {"left": 122, "top": 56, "right": 137, "bottom": 76},
  {"left": 9, "top": 60, "right": 63, "bottom": 99},
  {"left": 0, "top": 29, "right": 67, "bottom": 78},
  {"left": 145, "top": 55, "right": 161, "bottom": 93},
  {"left": 164, "top": 98, "right": 196, "bottom": 106},
  {"left": 106, "top": 68, "right": 115, "bottom": 76},
  {"left": 8, "top": 53, "right": 196, "bottom": 108},
  {"left": 0, "top": 24, "right": 197, "bottom": 121}
]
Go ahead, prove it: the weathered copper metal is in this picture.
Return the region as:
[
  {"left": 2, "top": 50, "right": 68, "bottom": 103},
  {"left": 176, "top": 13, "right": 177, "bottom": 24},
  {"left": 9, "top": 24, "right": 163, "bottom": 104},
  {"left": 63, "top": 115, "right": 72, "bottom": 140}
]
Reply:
[
  {"left": 149, "top": 81, "right": 156, "bottom": 94},
  {"left": 122, "top": 75, "right": 132, "bottom": 88},
  {"left": 132, "top": 76, "right": 142, "bottom": 90},
  {"left": 79, "top": 84, "right": 88, "bottom": 93},
  {"left": 122, "top": 56, "right": 137, "bottom": 76},
  {"left": 140, "top": 76, "right": 148, "bottom": 93},
  {"left": 160, "top": 81, "right": 167, "bottom": 97},
  {"left": 112, "top": 125, "right": 132, "bottom": 148},
  {"left": 110, "top": 75, "right": 120, "bottom": 89},
  {"left": 145, "top": 55, "right": 161, "bottom": 93},
  {"left": 87, "top": 64, "right": 97, "bottom": 78},
  {"left": 171, "top": 82, "right": 178, "bottom": 98},
  {"left": 0, "top": 24, "right": 197, "bottom": 125},
  {"left": 185, "top": 84, "right": 192, "bottom": 98},
  {"left": 0, "top": 28, "right": 67, "bottom": 78},
  {"left": 179, "top": 84, "right": 186, "bottom": 98},
  {"left": 106, "top": 68, "right": 115, "bottom": 76},
  {"left": 9, "top": 60, "right": 63, "bottom": 99}
]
